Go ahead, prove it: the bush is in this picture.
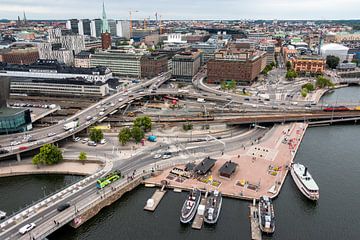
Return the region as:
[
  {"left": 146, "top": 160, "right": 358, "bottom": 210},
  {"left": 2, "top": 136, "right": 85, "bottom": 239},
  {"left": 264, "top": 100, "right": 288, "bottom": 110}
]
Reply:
[
  {"left": 183, "top": 123, "right": 193, "bottom": 131},
  {"left": 301, "top": 88, "right": 308, "bottom": 97},
  {"left": 302, "top": 83, "right": 315, "bottom": 92}
]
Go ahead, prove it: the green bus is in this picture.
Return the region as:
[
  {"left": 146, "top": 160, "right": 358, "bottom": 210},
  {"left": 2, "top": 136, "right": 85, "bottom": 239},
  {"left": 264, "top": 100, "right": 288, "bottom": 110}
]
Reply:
[{"left": 96, "top": 171, "right": 121, "bottom": 189}]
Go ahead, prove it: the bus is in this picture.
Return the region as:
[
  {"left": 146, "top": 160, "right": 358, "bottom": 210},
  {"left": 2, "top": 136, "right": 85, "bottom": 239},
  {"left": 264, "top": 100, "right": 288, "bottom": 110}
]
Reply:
[{"left": 96, "top": 171, "right": 121, "bottom": 189}]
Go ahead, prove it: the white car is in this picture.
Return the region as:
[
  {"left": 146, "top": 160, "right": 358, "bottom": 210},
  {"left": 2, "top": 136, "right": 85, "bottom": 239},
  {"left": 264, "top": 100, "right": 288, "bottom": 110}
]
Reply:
[
  {"left": 110, "top": 103, "right": 115, "bottom": 107},
  {"left": 19, "top": 223, "right": 36, "bottom": 235},
  {"left": 118, "top": 98, "right": 123, "bottom": 102},
  {"left": 99, "top": 112, "right": 105, "bottom": 116},
  {"left": 47, "top": 132, "right": 56, "bottom": 137},
  {"left": 10, "top": 141, "right": 21, "bottom": 146},
  {"left": 73, "top": 137, "right": 81, "bottom": 142},
  {"left": 100, "top": 139, "right": 107, "bottom": 145},
  {"left": 81, "top": 138, "right": 89, "bottom": 144},
  {"left": 153, "top": 154, "right": 162, "bottom": 159}
]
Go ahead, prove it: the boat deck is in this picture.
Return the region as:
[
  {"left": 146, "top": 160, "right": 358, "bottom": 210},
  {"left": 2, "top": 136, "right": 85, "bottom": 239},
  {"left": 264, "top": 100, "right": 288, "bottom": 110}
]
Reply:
[
  {"left": 249, "top": 204, "right": 262, "bottom": 240},
  {"left": 192, "top": 192, "right": 208, "bottom": 230},
  {"left": 144, "top": 188, "right": 166, "bottom": 212}
]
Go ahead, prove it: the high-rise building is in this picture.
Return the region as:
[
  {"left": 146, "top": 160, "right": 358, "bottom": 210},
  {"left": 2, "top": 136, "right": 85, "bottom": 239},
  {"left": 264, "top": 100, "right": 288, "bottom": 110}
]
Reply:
[
  {"left": 78, "top": 19, "right": 91, "bottom": 36},
  {"left": 171, "top": 50, "right": 201, "bottom": 81},
  {"left": 108, "top": 20, "right": 117, "bottom": 36},
  {"left": 116, "top": 21, "right": 130, "bottom": 39},
  {"left": 66, "top": 19, "right": 80, "bottom": 34},
  {"left": 91, "top": 19, "right": 102, "bottom": 38}
]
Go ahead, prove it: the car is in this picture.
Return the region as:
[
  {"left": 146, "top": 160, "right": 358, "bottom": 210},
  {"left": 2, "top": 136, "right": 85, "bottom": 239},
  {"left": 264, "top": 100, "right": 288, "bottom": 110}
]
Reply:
[
  {"left": 153, "top": 154, "right": 162, "bottom": 159},
  {"left": 99, "top": 111, "right": 105, "bottom": 116},
  {"left": 57, "top": 203, "right": 70, "bottom": 212},
  {"left": 86, "top": 116, "right": 92, "bottom": 121},
  {"left": 291, "top": 102, "right": 298, "bottom": 106},
  {"left": 100, "top": 108, "right": 105, "bottom": 112},
  {"left": 110, "top": 103, "right": 115, "bottom": 107},
  {"left": 18, "top": 223, "right": 36, "bottom": 235},
  {"left": 73, "top": 137, "right": 81, "bottom": 142},
  {"left": 118, "top": 98, "right": 123, "bottom": 102},
  {"left": 88, "top": 141, "right": 97, "bottom": 146},
  {"left": 244, "top": 98, "right": 250, "bottom": 101},
  {"left": 47, "top": 132, "right": 56, "bottom": 137},
  {"left": 10, "top": 141, "right": 21, "bottom": 146},
  {"left": 81, "top": 138, "right": 89, "bottom": 144},
  {"left": 100, "top": 139, "right": 106, "bottom": 145},
  {"left": 122, "top": 92, "right": 128, "bottom": 96},
  {"left": 272, "top": 106, "right": 279, "bottom": 109},
  {"left": 92, "top": 116, "right": 98, "bottom": 121},
  {"left": 162, "top": 152, "right": 172, "bottom": 159}
]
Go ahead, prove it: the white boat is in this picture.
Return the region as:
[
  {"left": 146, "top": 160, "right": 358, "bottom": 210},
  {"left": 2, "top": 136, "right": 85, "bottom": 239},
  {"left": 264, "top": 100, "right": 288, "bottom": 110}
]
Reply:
[
  {"left": 291, "top": 163, "right": 319, "bottom": 201},
  {"left": 204, "top": 190, "right": 222, "bottom": 224},
  {"left": 180, "top": 189, "right": 201, "bottom": 224},
  {"left": 258, "top": 196, "right": 275, "bottom": 234}
]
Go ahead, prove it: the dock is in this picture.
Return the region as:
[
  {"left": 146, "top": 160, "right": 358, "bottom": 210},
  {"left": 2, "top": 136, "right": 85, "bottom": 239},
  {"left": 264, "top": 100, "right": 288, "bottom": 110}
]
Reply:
[
  {"left": 192, "top": 191, "right": 208, "bottom": 230},
  {"left": 249, "top": 200, "right": 262, "bottom": 240},
  {"left": 144, "top": 185, "right": 167, "bottom": 212}
]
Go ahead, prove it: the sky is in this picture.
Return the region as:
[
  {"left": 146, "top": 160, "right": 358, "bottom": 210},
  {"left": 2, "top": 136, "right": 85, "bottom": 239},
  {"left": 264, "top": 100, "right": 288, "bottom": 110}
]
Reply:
[{"left": 1, "top": 0, "right": 360, "bottom": 20}]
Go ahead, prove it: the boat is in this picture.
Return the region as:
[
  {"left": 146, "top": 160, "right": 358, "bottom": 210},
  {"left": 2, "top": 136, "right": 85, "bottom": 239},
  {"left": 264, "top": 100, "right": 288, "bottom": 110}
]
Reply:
[
  {"left": 0, "top": 210, "right": 6, "bottom": 220},
  {"left": 180, "top": 189, "right": 201, "bottom": 223},
  {"left": 258, "top": 195, "right": 275, "bottom": 234},
  {"left": 204, "top": 190, "right": 222, "bottom": 224},
  {"left": 291, "top": 163, "right": 320, "bottom": 201}
]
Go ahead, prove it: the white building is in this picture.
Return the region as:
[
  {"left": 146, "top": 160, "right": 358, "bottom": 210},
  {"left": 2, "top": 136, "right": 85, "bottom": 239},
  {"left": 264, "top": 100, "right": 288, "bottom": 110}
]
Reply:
[
  {"left": 164, "top": 34, "right": 187, "bottom": 44},
  {"left": 116, "top": 21, "right": 130, "bottom": 39},
  {"left": 320, "top": 43, "right": 350, "bottom": 62}
]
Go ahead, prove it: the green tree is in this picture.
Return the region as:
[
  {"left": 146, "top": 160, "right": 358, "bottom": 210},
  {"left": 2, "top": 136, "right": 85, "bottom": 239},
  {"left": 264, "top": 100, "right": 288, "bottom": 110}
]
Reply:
[
  {"left": 301, "top": 88, "right": 308, "bottom": 98},
  {"left": 286, "top": 61, "right": 292, "bottom": 70},
  {"left": 32, "top": 144, "right": 63, "bottom": 166},
  {"left": 326, "top": 55, "right": 340, "bottom": 69},
  {"left": 220, "top": 81, "right": 227, "bottom": 90},
  {"left": 286, "top": 70, "right": 298, "bottom": 80},
  {"left": 89, "top": 128, "right": 104, "bottom": 143},
  {"left": 118, "top": 127, "right": 132, "bottom": 145},
  {"left": 228, "top": 80, "right": 237, "bottom": 90},
  {"left": 316, "top": 75, "right": 334, "bottom": 88},
  {"left": 183, "top": 123, "right": 193, "bottom": 131},
  {"left": 133, "top": 116, "right": 152, "bottom": 132},
  {"left": 131, "top": 126, "right": 145, "bottom": 143},
  {"left": 302, "top": 83, "right": 315, "bottom": 92},
  {"left": 79, "top": 151, "right": 87, "bottom": 164}
]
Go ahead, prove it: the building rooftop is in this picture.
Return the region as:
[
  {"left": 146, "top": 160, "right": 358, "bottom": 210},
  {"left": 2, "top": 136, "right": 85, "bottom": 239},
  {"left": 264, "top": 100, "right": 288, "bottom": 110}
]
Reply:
[
  {"left": 194, "top": 157, "right": 217, "bottom": 175},
  {"left": 0, "top": 107, "right": 27, "bottom": 117},
  {"left": 219, "top": 161, "right": 238, "bottom": 177}
]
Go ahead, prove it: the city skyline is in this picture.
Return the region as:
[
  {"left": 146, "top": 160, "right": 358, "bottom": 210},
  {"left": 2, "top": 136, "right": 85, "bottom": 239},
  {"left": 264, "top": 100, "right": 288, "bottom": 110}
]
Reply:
[{"left": 1, "top": 0, "right": 360, "bottom": 20}]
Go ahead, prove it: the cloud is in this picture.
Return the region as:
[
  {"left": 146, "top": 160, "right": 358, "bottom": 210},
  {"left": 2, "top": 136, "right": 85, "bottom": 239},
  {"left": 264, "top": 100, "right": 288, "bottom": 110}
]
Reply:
[{"left": 0, "top": 0, "right": 359, "bottom": 20}]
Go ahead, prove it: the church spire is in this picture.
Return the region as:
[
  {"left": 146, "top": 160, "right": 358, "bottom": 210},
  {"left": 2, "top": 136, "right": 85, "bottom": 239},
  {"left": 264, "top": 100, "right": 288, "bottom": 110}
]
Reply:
[{"left": 101, "top": 1, "right": 110, "bottom": 33}]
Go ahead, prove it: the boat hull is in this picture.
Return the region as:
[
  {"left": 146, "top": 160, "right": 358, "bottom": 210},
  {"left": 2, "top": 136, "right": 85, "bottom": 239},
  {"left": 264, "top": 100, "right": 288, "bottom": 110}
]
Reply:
[
  {"left": 180, "top": 190, "right": 201, "bottom": 224},
  {"left": 291, "top": 167, "right": 319, "bottom": 201},
  {"left": 204, "top": 192, "right": 222, "bottom": 224}
]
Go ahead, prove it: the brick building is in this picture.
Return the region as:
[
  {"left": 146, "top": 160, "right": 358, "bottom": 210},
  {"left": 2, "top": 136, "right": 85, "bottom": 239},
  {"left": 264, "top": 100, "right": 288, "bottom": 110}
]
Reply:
[
  {"left": 101, "top": 32, "right": 111, "bottom": 50},
  {"left": 0, "top": 45, "right": 39, "bottom": 65},
  {"left": 207, "top": 49, "right": 266, "bottom": 85},
  {"left": 291, "top": 56, "right": 325, "bottom": 74},
  {"left": 140, "top": 53, "right": 168, "bottom": 78},
  {"left": 171, "top": 50, "right": 201, "bottom": 81}
]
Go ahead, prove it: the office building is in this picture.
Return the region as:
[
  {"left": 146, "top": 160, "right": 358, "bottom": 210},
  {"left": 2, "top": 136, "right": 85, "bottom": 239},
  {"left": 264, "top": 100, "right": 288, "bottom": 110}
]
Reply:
[
  {"left": 66, "top": 19, "right": 80, "bottom": 34},
  {"left": 79, "top": 19, "right": 92, "bottom": 36},
  {"left": 116, "top": 21, "right": 130, "bottom": 39},
  {"left": 0, "top": 59, "right": 113, "bottom": 83},
  {"left": 0, "top": 44, "right": 39, "bottom": 65},
  {"left": 171, "top": 50, "right": 201, "bottom": 81},
  {"left": 207, "top": 49, "right": 266, "bottom": 85},
  {"left": 91, "top": 19, "right": 102, "bottom": 38},
  {"left": 108, "top": 20, "right": 117, "bottom": 36},
  {"left": 141, "top": 53, "right": 168, "bottom": 78},
  {"left": 90, "top": 50, "right": 143, "bottom": 77},
  {"left": 291, "top": 56, "right": 325, "bottom": 74},
  {"left": 74, "top": 51, "right": 92, "bottom": 68}
]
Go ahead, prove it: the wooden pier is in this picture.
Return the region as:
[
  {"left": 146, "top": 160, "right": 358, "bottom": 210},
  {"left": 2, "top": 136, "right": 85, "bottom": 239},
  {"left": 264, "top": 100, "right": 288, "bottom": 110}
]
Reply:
[
  {"left": 192, "top": 191, "right": 208, "bottom": 230},
  {"left": 144, "top": 186, "right": 167, "bottom": 212},
  {"left": 249, "top": 201, "right": 262, "bottom": 240}
]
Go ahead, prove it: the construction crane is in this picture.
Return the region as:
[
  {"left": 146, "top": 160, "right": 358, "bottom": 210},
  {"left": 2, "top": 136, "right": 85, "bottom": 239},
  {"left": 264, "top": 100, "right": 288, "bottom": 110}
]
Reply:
[{"left": 129, "top": 10, "right": 139, "bottom": 38}]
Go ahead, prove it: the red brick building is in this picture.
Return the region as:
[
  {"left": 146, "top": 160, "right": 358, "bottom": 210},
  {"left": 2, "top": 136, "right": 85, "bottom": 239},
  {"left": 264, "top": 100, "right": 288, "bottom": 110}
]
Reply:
[
  {"left": 140, "top": 53, "right": 168, "bottom": 78},
  {"left": 101, "top": 32, "right": 111, "bottom": 50},
  {"left": 0, "top": 45, "right": 39, "bottom": 65},
  {"left": 291, "top": 56, "right": 325, "bottom": 74},
  {"left": 207, "top": 49, "right": 266, "bottom": 85}
]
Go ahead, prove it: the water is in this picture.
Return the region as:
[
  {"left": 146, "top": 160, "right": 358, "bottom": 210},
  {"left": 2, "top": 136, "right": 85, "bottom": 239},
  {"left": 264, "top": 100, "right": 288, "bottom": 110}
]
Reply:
[
  {"left": 0, "top": 175, "right": 82, "bottom": 214},
  {"left": 320, "top": 86, "right": 360, "bottom": 105}
]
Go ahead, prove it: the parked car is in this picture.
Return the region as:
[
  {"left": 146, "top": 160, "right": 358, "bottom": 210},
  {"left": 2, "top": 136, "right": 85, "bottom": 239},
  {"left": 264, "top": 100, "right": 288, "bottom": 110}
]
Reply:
[
  {"left": 100, "top": 139, "right": 106, "bottom": 145},
  {"left": 81, "top": 138, "right": 89, "bottom": 144},
  {"left": 88, "top": 141, "right": 97, "bottom": 146},
  {"left": 153, "top": 154, "right": 162, "bottom": 159},
  {"left": 18, "top": 223, "right": 36, "bottom": 235},
  {"left": 47, "top": 132, "right": 56, "bottom": 137},
  {"left": 73, "top": 137, "right": 81, "bottom": 142},
  {"left": 162, "top": 152, "right": 172, "bottom": 159}
]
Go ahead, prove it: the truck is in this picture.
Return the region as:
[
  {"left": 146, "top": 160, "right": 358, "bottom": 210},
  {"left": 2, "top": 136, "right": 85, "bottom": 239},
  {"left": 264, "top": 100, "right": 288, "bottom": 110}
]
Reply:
[
  {"left": 197, "top": 98, "right": 205, "bottom": 103},
  {"left": 63, "top": 120, "right": 79, "bottom": 131}
]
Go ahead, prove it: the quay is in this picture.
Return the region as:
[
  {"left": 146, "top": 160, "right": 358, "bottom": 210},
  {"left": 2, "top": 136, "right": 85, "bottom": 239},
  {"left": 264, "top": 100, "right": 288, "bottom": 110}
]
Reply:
[
  {"left": 144, "top": 185, "right": 167, "bottom": 212},
  {"left": 249, "top": 200, "right": 262, "bottom": 240},
  {"left": 191, "top": 191, "right": 208, "bottom": 230}
]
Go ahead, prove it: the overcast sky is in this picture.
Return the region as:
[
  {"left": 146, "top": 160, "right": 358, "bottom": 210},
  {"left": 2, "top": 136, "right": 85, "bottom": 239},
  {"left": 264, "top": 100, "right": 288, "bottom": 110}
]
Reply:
[{"left": 1, "top": 0, "right": 360, "bottom": 20}]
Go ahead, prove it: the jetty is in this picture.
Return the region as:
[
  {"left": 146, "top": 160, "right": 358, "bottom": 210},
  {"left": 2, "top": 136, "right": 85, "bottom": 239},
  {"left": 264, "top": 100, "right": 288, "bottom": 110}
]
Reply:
[
  {"left": 249, "top": 199, "right": 262, "bottom": 240},
  {"left": 144, "top": 185, "right": 167, "bottom": 212},
  {"left": 192, "top": 191, "right": 208, "bottom": 230}
]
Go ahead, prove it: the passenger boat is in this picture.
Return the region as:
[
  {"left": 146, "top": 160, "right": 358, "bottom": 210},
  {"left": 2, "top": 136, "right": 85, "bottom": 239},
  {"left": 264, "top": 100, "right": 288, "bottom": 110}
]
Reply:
[
  {"left": 180, "top": 189, "right": 201, "bottom": 224},
  {"left": 291, "top": 163, "right": 319, "bottom": 201},
  {"left": 204, "top": 190, "right": 222, "bottom": 224},
  {"left": 258, "top": 195, "right": 275, "bottom": 234}
]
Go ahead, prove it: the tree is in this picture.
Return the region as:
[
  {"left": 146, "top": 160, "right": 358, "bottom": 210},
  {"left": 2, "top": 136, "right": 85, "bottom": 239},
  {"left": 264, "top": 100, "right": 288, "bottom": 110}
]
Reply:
[
  {"left": 228, "top": 80, "right": 237, "bottom": 90},
  {"left": 89, "top": 128, "right": 104, "bottom": 143},
  {"left": 302, "top": 83, "right": 315, "bottom": 92},
  {"left": 316, "top": 75, "right": 334, "bottom": 88},
  {"left": 118, "top": 127, "right": 132, "bottom": 145},
  {"left": 326, "top": 55, "right": 340, "bottom": 69},
  {"left": 286, "top": 61, "right": 292, "bottom": 70},
  {"left": 131, "top": 126, "right": 145, "bottom": 143},
  {"left": 32, "top": 144, "right": 63, "bottom": 166},
  {"left": 301, "top": 88, "right": 308, "bottom": 98},
  {"left": 133, "top": 116, "right": 152, "bottom": 132},
  {"left": 220, "top": 81, "right": 227, "bottom": 90},
  {"left": 183, "top": 123, "right": 193, "bottom": 131},
  {"left": 79, "top": 151, "right": 87, "bottom": 164},
  {"left": 286, "top": 70, "right": 297, "bottom": 80}
]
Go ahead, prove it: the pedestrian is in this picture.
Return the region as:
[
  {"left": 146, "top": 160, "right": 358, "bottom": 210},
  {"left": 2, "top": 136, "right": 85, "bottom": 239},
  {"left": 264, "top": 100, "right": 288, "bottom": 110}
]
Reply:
[
  {"left": 54, "top": 220, "right": 56, "bottom": 224},
  {"left": 238, "top": 155, "right": 240, "bottom": 158}
]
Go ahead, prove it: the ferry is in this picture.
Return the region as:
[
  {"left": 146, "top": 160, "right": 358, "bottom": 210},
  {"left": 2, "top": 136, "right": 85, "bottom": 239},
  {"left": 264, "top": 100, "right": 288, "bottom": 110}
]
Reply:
[
  {"left": 258, "top": 196, "right": 275, "bottom": 234},
  {"left": 180, "top": 189, "right": 201, "bottom": 224},
  {"left": 291, "top": 163, "right": 319, "bottom": 201},
  {"left": 204, "top": 190, "right": 222, "bottom": 224}
]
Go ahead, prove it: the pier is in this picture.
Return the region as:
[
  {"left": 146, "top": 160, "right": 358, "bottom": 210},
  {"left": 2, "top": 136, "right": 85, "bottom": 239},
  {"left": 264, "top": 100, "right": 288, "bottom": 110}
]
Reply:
[
  {"left": 249, "top": 199, "right": 262, "bottom": 240},
  {"left": 144, "top": 185, "right": 167, "bottom": 212},
  {"left": 192, "top": 191, "right": 208, "bottom": 230}
]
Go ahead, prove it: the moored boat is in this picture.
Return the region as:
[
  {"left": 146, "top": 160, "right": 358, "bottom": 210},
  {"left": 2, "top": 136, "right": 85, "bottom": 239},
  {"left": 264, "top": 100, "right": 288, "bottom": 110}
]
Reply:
[
  {"left": 180, "top": 189, "right": 201, "bottom": 223},
  {"left": 204, "top": 190, "right": 222, "bottom": 224},
  {"left": 291, "top": 163, "right": 319, "bottom": 201},
  {"left": 258, "top": 195, "right": 275, "bottom": 234}
]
